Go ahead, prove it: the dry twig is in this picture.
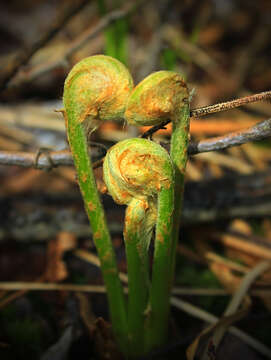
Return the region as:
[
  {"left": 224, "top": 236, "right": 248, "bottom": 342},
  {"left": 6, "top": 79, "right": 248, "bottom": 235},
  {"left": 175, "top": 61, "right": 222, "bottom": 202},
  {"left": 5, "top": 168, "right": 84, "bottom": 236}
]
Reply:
[
  {"left": 141, "top": 90, "right": 271, "bottom": 139},
  {"left": 189, "top": 118, "right": 271, "bottom": 155},
  {"left": 1, "top": 117, "right": 270, "bottom": 170},
  {"left": 0, "top": 149, "right": 103, "bottom": 170},
  {"left": 201, "top": 261, "right": 271, "bottom": 360},
  {"left": 191, "top": 91, "right": 271, "bottom": 118}
]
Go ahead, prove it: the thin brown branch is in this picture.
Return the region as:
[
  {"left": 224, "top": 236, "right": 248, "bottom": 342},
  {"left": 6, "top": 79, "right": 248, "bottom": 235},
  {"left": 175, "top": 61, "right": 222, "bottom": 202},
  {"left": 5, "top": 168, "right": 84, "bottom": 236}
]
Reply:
[
  {"left": 0, "top": 149, "right": 71, "bottom": 169},
  {"left": 141, "top": 90, "right": 271, "bottom": 139},
  {"left": 0, "top": 0, "right": 90, "bottom": 93},
  {"left": 0, "top": 149, "right": 102, "bottom": 170},
  {"left": 12, "top": 0, "right": 145, "bottom": 87},
  {"left": 141, "top": 120, "right": 170, "bottom": 139},
  {"left": 191, "top": 90, "right": 271, "bottom": 118},
  {"left": 189, "top": 118, "right": 271, "bottom": 155},
  {"left": 1, "top": 118, "right": 271, "bottom": 170}
]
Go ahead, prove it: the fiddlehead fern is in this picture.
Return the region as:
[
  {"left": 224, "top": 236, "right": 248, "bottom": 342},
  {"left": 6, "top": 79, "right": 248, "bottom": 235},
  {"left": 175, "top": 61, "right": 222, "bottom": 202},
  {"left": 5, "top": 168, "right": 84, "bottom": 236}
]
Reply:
[
  {"left": 125, "top": 71, "right": 190, "bottom": 350},
  {"left": 103, "top": 138, "right": 174, "bottom": 355},
  {"left": 63, "top": 55, "right": 133, "bottom": 355},
  {"left": 125, "top": 70, "right": 188, "bottom": 126}
]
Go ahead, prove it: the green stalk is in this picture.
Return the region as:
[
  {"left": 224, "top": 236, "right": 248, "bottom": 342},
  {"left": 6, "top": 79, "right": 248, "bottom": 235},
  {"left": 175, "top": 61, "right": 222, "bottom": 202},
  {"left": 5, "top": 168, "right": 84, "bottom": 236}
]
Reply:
[
  {"left": 124, "top": 199, "right": 152, "bottom": 356},
  {"left": 124, "top": 70, "right": 189, "bottom": 352},
  {"left": 63, "top": 55, "right": 134, "bottom": 356},
  {"left": 97, "top": 0, "right": 128, "bottom": 65},
  {"left": 103, "top": 137, "right": 174, "bottom": 357},
  {"left": 169, "top": 104, "right": 190, "bottom": 284},
  {"left": 145, "top": 105, "right": 190, "bottom": 351},
  {"left": 66, "top": 121, "right": 129, "bottom": 354},
  {"left": 114, "top": 14, "right": 128, "bottom": 65},
  {"left": 97, "top": 0, "right": 117, "bottom": 58},
  {"left": 145, "top": 179, "right": 174, "bottom": 351}
]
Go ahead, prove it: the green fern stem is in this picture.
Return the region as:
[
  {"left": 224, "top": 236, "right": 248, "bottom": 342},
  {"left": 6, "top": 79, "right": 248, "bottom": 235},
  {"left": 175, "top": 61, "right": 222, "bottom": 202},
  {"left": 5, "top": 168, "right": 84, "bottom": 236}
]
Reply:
[
  {"left": 145, "top": 174, "right": 174, "bottom": 351},
  {"left": 170, "top": 104, "right": 190, "bottom": 284},
  {"left": 103, "top": 138, "right": 174, "bottom": 356},
  {"left": 124, "top": 198, "right": 152, "bottom": 355},
  {"left": 63, "top": 55, "right": 134, "bottom": 356},
  {"left": 124, "top": 70, "right": 189, "bottom": 352},
  {"left": 66, "top": 120, "right": 129, "bottom": 353}
]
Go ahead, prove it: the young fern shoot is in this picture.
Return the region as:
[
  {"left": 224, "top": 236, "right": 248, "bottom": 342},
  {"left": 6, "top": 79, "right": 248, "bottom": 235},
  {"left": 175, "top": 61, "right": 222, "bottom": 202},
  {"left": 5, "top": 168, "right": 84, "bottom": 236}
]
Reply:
[
  {"left": 125, "top": 71, "right": 190, "bottom": 350},
  {"left": 63, "top": 55, "right": 190, "bottom": 357},
  {"left": 63, "top": 55, "right": 133, "bottom": 355},
  {"left": 103, "top": 138, "right": 174, "bottom": 356}
]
